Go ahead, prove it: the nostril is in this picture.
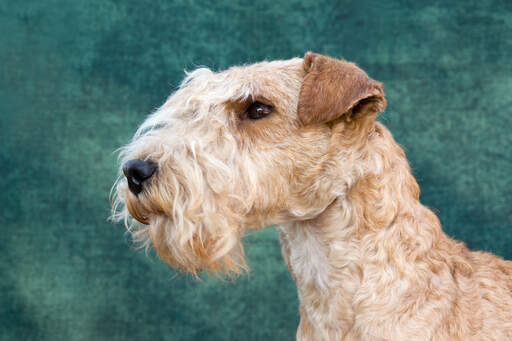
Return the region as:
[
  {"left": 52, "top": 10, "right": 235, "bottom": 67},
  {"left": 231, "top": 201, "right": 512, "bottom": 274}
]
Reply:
[
  {"left": 123, "top": 159, "right": 157, "bottom": 182},
  {"left": 122, "top": 159, "right": 157, "bottom": 194}
]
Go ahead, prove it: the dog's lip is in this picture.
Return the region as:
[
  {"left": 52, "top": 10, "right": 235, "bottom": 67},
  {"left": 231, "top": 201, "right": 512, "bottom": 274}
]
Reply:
[{"left": 134, "top": 215, "right": 150, "bottom": 225}]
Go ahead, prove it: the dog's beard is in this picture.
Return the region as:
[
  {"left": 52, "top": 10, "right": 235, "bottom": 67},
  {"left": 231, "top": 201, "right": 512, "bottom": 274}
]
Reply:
[
  {"left": 145, "top": 208, "right": 246, "bottom": 275},
  {"left": 112, "top": 156, "right": 249, "bottom": 276}
]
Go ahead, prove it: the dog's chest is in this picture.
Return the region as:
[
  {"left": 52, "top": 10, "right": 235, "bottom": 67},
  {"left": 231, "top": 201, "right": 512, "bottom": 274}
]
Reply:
[{"left": 278, "top": 223, "right": 332, "bottom": 292}]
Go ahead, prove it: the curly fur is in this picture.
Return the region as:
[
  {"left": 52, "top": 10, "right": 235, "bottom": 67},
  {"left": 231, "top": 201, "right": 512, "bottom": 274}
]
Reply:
[{"left": 112, "top": 53, "right": 512, "bottom": 340}]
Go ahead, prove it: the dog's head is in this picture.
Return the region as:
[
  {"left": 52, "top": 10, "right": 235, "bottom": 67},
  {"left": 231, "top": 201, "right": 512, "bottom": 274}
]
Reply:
[{"left": 111, "top": 52, "right": 385, "bottom": 275}]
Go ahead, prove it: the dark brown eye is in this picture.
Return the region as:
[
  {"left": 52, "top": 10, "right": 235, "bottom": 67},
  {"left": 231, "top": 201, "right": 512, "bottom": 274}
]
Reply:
[{"left": 246, "top": 101, "right": 273, "bottom": 120}]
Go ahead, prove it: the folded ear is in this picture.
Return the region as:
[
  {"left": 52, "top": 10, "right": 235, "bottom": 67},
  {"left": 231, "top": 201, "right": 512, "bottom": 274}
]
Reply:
[{"left": 298, "top": 52, "right": 386, "bottom": 126}]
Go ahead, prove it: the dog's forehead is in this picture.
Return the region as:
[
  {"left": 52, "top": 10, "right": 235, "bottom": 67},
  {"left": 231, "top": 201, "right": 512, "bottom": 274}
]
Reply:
[
  {"left": 132, "top": 58, "right": 305, "bottom": 138},
  {"left": 224, "top": 57, "right": 304, "bottom": 80},
  {"left": 222, "top": 57, "right": 305, "bottom": 96}
]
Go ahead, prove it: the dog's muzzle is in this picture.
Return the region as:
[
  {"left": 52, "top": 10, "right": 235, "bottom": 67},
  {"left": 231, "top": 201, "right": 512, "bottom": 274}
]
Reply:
[{"left": 122, "top": 159, "right": 157, "bottom": 195}]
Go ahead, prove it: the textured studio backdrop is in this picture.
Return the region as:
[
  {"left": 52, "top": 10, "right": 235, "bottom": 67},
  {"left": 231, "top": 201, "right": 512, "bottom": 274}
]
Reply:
[{"left": 1, "top": 1, "right": 511, "bottom": 340}]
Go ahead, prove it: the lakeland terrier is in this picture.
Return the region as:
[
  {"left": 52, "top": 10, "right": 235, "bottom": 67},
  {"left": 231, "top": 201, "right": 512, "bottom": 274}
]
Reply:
[{"left": 112, "top": 52, "right": 512, "bottom": 340}]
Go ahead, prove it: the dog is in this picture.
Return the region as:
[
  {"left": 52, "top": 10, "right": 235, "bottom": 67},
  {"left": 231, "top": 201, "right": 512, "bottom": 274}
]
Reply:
[{"left": 112, "top": 52, "right": 512, "bottom": 340}]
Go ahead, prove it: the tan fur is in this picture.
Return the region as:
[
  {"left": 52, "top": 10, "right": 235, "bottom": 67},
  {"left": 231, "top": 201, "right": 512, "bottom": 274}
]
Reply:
[{"left": 112, "top": 53, "right": 512, "bottom": 340}]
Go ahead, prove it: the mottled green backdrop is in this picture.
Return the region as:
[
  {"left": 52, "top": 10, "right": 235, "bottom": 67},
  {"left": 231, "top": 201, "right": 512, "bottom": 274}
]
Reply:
[{"left": 1, "top": 1, "right": 511, "bottom": 340}]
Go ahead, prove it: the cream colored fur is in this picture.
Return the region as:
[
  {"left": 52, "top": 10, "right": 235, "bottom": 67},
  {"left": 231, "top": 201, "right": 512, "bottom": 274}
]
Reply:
[{"left": 112, "top": 53, "right": 512, "bottom": 340}]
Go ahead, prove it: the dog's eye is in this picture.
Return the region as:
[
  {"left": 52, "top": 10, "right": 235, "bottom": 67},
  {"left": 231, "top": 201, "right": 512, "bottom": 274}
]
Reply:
[{"left": 246, "top": 101, "right": 273, "bottom": 120}]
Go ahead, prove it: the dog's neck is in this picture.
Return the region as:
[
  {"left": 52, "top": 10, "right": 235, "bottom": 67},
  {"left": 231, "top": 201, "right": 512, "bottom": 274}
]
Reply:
[{"left": 278, "top": 122, "right": 449, "bottom": 337}]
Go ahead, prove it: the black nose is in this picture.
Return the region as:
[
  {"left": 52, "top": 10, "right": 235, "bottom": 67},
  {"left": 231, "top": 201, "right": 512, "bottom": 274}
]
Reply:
[{"left": 122, "top": 159, "right": 157, "bottom": 195}]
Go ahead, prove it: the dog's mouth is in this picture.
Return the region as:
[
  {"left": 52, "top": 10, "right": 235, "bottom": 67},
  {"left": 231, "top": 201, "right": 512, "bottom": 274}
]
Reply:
[
  {"left": 126, "top": 201, "right": 151, "bottom": 225},
  {"left": 124, "top": 185, "right": 160, "bottom": 225}
]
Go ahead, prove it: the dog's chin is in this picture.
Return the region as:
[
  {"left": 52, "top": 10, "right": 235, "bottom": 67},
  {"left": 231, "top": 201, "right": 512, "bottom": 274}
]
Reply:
[
  {"left": 151, "top": 217, "right": 247, "bottom": 275},
  {"left": 122, "top": 200, "right": 247, "bottom": 275}
]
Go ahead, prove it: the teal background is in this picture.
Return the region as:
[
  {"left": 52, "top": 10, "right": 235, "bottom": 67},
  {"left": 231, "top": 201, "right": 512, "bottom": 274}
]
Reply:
[{"left": 1, "top": 1, "right": 511, "bottom": 340}]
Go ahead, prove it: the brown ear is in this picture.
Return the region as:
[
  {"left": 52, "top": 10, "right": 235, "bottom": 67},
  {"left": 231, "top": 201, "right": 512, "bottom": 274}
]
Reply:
[{"left": 298, "top": 52, "right": 386, "bottom": 126}]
